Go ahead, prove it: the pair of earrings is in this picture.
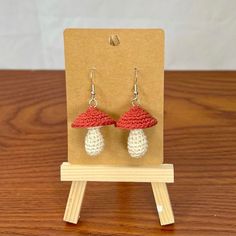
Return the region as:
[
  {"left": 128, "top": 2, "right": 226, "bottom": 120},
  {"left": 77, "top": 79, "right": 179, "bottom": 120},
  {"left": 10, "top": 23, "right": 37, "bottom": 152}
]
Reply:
[{"left": 71, "top": 68, "right": 158, "bottom": 158}]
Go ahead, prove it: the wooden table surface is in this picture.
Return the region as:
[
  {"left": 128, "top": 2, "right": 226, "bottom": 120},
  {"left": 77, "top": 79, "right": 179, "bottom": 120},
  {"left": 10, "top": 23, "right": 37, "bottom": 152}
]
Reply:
[{"left": 0, "top": 70, "right": 235, "bottom": 236}]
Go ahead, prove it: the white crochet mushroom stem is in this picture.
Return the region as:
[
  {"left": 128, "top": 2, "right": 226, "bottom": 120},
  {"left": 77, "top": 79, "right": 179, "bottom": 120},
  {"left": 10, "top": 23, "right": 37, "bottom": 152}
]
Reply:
[
  {"left": 85, "top": 126, "right": 104, "bottom": 156},
  {"left": 128, "top": 129, "right": 148, "bottom": 158}
]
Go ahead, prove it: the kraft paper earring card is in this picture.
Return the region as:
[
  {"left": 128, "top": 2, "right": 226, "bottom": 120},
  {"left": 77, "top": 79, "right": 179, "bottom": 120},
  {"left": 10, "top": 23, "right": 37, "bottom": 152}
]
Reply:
[{"left": 64, "top": 29, "right": 164, "bottom": 166}]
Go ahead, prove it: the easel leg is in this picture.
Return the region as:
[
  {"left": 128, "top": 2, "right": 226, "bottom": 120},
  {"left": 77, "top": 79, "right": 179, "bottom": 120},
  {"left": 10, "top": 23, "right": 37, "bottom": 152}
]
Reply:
[
  {"left": 151, "top": 182, "right": 174, "bottom": 225},
  {"left": 63, "top": 181, "right": 87, "bottom": 224}
]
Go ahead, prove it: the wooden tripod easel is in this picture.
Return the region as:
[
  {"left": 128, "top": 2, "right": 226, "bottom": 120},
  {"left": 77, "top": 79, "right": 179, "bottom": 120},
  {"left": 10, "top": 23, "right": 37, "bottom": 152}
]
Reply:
[
  {"left": 62, "top": 28, "right": 175, "bottom": 226},
  {"left": 61, "top": 163, "right": 174, "bottom": 225}
]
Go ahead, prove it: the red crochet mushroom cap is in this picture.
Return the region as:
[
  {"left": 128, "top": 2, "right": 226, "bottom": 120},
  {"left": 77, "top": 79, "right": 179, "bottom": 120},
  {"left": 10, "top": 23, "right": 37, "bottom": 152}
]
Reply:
[
  {"left": 71, "top": 107, "right": 116, "bottom": 128},
  {"left": 116, "top": 105, "right": 158, "bottom": 130}
]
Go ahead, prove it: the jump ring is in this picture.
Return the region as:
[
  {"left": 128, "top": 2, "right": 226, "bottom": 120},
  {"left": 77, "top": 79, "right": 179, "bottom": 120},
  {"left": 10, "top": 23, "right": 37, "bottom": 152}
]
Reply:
[{"left": 89, "top": 98, "right": 97, "bottom": 107}]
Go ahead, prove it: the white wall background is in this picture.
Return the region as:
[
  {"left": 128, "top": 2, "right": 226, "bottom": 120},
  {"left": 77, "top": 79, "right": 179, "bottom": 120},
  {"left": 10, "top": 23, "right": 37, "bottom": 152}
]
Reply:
[{"left": 0, "top": 0, "right": 235, "bottom": 70}]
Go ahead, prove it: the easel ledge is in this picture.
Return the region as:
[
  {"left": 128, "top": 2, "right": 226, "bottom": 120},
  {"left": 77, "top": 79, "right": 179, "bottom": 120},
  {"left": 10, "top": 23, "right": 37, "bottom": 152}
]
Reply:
[
  {"left": 61, "top": 162, "right": 175, "bottom": 225},
  {"left": 61, "top": 162, "right": 174, "bottom": 182}
]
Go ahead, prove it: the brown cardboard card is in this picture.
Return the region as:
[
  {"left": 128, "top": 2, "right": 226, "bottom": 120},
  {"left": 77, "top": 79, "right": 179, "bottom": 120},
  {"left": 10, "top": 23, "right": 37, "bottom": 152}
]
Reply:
[{"left": 64, "top": 29, "right": 164, "bottom": 166}]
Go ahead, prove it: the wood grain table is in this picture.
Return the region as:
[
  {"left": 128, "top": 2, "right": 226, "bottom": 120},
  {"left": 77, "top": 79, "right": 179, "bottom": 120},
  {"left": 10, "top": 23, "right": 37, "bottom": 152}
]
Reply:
[{"left": 0, "top": 70, "right": 235, "bottom": 236}]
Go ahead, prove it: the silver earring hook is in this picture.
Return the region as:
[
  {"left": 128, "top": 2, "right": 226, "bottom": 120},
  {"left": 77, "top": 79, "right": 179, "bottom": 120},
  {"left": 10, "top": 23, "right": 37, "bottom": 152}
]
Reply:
[
  {"left": 88, "top": 67, "right": 97, "bottom": 107},
  {"left": 131, "top": 67, "right": 140, "bottom": 106}
]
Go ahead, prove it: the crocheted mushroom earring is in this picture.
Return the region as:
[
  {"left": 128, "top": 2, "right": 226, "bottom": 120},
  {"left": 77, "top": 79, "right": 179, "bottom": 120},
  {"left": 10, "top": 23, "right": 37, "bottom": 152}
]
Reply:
[
  {"left": 71, "top": 68, "right": 116, "bottom": 156},
  {"left": 116, "top": 68, "right": 158, "bottom": 158}
]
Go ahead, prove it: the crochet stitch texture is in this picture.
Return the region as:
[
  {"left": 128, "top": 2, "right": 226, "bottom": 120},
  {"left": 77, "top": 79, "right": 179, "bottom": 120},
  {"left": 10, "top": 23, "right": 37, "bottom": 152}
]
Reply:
[
  {"left": 128, "top": 129, "right": 148, "bottom": 158},
  {"left": 85, "top": 127, "right": 104, "bottom": 156},
  {"left": 71, "top": 107, "right": 116, "bottom": 128},
  {"left": 116, "top": 105, "right": 158, "bottom": 130}
]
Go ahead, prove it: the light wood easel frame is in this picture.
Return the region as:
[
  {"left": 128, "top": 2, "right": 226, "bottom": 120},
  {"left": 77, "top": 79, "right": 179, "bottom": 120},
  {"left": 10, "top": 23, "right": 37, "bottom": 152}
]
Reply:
[
  {"left": 61, "top": 163, "right": 174, "bottom": 225},
  {"left": 61, "top": 29, "right": 175, "bottom": 226}
]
